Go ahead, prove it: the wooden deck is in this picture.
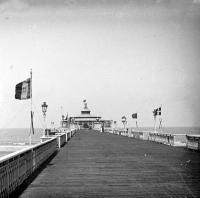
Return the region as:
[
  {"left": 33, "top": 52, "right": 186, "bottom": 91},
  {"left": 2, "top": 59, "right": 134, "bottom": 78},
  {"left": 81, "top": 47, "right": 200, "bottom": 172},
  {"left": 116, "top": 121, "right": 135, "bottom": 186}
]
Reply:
[{"left": 18, "top": 130, "right": 200, "bottom": 198}]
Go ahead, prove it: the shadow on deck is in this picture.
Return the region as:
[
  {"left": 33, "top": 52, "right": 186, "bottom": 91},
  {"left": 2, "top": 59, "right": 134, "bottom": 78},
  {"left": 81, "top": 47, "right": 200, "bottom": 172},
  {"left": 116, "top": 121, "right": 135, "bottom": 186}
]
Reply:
[{"left": 17, "top": 130, "right": 200, "bottom": 198}]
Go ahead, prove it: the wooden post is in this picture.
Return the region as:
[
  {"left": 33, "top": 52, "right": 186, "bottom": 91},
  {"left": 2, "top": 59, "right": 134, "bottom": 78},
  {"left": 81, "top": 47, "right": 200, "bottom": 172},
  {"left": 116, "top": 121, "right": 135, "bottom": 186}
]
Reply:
[{"left": 154, "top": 115, "right": 157, "bottom": 132}]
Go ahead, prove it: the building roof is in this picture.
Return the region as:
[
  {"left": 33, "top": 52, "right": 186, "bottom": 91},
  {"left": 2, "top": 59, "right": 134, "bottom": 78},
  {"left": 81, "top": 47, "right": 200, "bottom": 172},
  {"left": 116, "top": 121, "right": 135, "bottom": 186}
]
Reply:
[
  {"left": 73, "top": 114, "right": 101, "bottom": 118},
  {"left": 71, "top": 100, "right": 101, "bottom": 120},
  {"left": 74, "top": 117, "right": 102, "bottom": 122}
]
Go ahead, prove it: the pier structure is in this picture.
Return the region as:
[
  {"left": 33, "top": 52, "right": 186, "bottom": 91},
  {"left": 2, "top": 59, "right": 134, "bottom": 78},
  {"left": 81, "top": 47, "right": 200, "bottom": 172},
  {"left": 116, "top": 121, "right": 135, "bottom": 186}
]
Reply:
[
  {"left": 15, "top": 130, "right": 200, "bottom": 197},
  {"left": 0, "top": 128, "right": 200, "bottom": 197}
]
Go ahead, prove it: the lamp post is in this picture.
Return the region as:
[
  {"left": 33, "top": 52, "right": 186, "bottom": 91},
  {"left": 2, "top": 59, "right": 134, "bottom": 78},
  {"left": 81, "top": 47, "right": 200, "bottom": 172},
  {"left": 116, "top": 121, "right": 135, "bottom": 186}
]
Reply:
[
  {"left": 41, "top": 102, "right": 48, "bottom": 136},
  {"left": 122, "top": 116, "right": 127, "bottom": 129},
  {"left": 101, "top": 120, "right": 104, "bottom": 133},
  {"left": 113, "top": 121, "right": 117, "bottom": 133}
]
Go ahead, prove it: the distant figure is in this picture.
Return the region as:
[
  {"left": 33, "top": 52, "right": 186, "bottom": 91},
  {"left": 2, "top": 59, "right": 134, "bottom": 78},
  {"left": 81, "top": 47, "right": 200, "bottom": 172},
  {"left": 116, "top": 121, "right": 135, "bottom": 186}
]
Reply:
[{"left": 102, "top": 123, "right": 104, "bottom": 133}]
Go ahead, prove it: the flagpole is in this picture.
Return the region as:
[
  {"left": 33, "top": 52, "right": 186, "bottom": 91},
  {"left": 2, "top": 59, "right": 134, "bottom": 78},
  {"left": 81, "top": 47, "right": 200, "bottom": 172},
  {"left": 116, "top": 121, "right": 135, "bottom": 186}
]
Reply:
[
  {"left": 160, "top": 104, "right": 162, "bottom": 132},
  {"left": 29, "top": 69, "right": 32, "bottom": 145},
  {"left": 154, "top": 108, "right": 157, "bottom": 132},
  {"left": 136, "top": 112, "right": 138, "bottom": 128}
]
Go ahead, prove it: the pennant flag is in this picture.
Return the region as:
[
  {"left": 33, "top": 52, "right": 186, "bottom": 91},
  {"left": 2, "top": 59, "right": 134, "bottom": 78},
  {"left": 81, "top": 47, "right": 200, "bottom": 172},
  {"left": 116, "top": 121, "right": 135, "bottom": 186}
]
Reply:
[
  {"left": 15, "top": 78, "right": 31, "bottom": 100},
  {"left": 31, "top": 111, "right": 34, "bottom": 134},
  {"left": 132, "top": 113, "right": 137, "bottom": 119}
]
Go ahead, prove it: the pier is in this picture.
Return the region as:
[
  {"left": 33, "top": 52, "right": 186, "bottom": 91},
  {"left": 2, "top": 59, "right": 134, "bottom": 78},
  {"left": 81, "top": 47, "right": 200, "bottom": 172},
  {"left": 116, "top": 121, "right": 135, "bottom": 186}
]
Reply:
[{"left": 10, "top": 129, "right": 200, "bottom": 197}]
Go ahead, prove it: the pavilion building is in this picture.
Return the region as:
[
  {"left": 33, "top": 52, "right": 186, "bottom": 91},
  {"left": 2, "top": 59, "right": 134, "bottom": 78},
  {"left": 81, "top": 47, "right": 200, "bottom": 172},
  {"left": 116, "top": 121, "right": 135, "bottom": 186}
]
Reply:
[
  {"left": 60, "top": 100, "right": 112, "bottom": 130},
  {"left": 70, "top": 100, "right": 102, "bottom": 129}
]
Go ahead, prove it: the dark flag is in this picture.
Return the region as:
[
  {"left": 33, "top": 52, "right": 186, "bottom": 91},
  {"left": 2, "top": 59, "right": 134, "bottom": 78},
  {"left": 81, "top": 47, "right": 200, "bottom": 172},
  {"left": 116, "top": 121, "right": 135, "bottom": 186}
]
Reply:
[
  {"left": 132, "top": 113, "right": 137, "bottom": 119},
  {"left": 158, "top": 107, "right": 161, "bottom": 115},
  {"left": 15, "top": 78, "right": 31, "bottom": 100},
  {"left": 31, "top": 111, "right": 34, "bottom": 134},
  {"left": 153, "top": 107, "right": 161, "bottom": 116},
  {"left": 153, "top": 109, "right": 157, "bottom": 116}
]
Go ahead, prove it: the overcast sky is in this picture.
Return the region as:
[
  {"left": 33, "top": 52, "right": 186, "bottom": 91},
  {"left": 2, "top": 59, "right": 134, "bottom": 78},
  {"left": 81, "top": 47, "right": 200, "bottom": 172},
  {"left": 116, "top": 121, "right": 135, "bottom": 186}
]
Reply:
[{"left": 0, "top": 0, "right": 200, "bottom": 128}]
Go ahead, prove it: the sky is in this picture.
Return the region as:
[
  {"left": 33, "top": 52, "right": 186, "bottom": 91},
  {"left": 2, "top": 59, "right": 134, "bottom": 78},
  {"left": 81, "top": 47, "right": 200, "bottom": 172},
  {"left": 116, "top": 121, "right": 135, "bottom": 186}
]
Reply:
[{"left": 0, "top": 0, "right": 200, "bottom": 128}]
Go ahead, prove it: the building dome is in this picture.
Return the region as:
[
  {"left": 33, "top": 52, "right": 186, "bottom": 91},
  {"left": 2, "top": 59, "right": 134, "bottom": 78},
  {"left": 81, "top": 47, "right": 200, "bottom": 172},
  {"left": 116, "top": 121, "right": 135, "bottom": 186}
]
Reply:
[{"left": 81, "top": 101, "right": 91, "bottom": 115}]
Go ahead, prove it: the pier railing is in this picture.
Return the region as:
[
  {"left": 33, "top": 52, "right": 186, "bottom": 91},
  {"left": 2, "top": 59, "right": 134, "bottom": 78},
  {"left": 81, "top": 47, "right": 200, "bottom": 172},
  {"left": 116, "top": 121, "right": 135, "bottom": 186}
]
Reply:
[
  {"left": 148, "top": 132, "right": 186, "bottom": 146},
  {"left": 57, "top": 128, "right": 77, "bottom": 140},
  {"left": 131, "top": 131, "right": 150, "bottom": 140},
  {"left": 0, "top": 137, "right": 57, "bottom": 198},
  {"left": 104, "top": 128, "right": 191, "bottom": 148},
  {"left": 40, "top": 128, "right": 77, "bottom": 146},
  {"left": 40, "top": 133, "right": 66, "bottom": 148},
  {"left": 186, "top": 135, "right": 200, "bottom": 150}
]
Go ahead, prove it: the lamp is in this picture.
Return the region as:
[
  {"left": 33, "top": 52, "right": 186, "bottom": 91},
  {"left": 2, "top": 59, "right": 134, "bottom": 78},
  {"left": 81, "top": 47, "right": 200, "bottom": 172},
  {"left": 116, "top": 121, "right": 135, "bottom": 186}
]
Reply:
[
  {"left": 122, "top": 116, "right": 127, "bottom": 129},
  {"left": 41, "top": 102, "right": 48, "bottom": 136},
  {"left": 41, "top": 102, "right": 48, "bottom": 117}
]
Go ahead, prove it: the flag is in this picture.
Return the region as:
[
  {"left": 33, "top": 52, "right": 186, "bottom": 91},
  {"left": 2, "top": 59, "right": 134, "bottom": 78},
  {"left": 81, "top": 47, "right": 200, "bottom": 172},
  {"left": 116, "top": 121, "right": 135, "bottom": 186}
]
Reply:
[
  {"left": 153, "top": 107, "right": 161, "bottom": 116},
  {"left": 31, "top": 111, "right": 34, "bottom": 134},
  {"left": 132, "top": 113, "right": 137, "bottom": 119},
  {"left": 15, "top": 78, "right": 31, "bottom": 100},
  {"left": 153, "top": 109, "right": 157, "bottom": 116},
  {"left": 83, "top": 99, "right": 86, "bottom": 103},
  {"left": 158, "top": 107, "right": 161, "bottom": 115}
]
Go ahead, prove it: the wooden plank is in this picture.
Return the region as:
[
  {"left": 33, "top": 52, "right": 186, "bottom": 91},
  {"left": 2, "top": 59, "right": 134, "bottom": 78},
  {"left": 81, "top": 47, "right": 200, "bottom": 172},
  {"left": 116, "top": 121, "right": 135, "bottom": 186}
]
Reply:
[{"left": 19, "top": 130, "right": 200, "bottom": 198}]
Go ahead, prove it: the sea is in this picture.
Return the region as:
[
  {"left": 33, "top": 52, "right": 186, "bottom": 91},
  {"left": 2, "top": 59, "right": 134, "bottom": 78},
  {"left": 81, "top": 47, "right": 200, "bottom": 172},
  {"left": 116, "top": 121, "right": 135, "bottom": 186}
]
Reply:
[
  {"left": 0, "top": 128, "right": 43, "bottom": 157},
  {"left": 0, "top": 127, "right": 200, "bottom": 158}
]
